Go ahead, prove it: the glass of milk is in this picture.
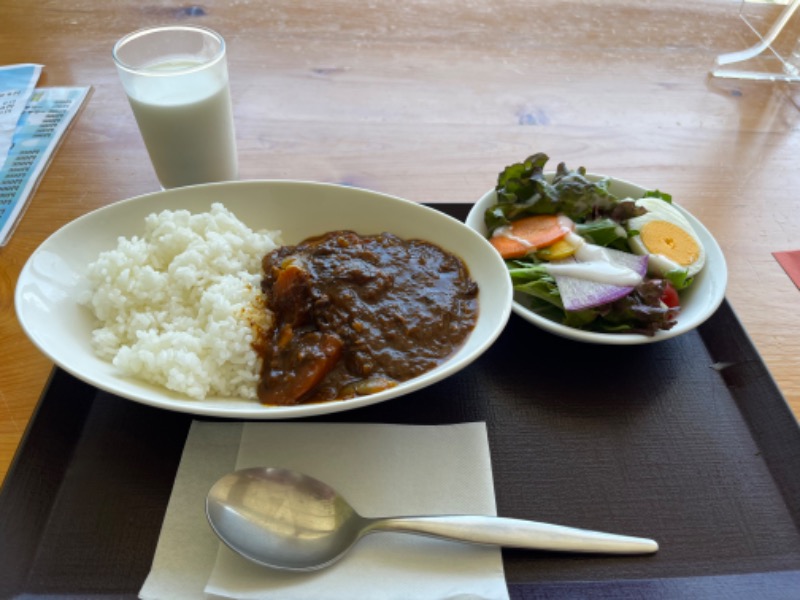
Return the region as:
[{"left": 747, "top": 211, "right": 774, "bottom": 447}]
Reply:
[{"left": 113, "top": 26, "right": 238, "bottom": 188}]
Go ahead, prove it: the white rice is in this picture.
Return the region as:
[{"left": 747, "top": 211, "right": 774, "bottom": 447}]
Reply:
[{"left": 80, "top": 203, "right": 280, "bottom": 400}]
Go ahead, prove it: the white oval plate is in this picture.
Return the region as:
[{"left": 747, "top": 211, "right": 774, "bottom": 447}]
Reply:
[
  {"left": 465, "top": 174, "right": 727, "bottom": 345},
  {"left": 16, "top": 180, "right": 512, "bottom": 418}
]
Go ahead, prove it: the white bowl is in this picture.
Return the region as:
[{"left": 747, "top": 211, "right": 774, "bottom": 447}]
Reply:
[
  {"left": 16, "top": 180, "right": 512, "bottom": 418},
  {"left": 465, "top": 174, "right": 727, "bottom": 345}
]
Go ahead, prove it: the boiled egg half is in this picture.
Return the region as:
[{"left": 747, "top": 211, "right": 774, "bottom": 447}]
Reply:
[{"left": 626, "top": 197, "right": 705, "bottom": 279}]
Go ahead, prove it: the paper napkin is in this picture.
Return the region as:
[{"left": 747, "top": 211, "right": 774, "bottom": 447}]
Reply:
[{"left": 140, "top": 421, "right": 509, "bottom": 600}]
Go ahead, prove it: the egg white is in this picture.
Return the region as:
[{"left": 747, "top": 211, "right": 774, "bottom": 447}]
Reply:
[{"left": 626, "top": 197, "right": 706, "bottom": 278}]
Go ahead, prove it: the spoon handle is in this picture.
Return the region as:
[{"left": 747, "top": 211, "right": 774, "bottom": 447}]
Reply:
[{"left": 368, "top": 515, "right": 658, "bottom": 555}]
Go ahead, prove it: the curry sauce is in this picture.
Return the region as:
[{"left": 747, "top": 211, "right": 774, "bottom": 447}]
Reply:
[{"left": 257, "top": 231, "right": 478, "bottom": 405}]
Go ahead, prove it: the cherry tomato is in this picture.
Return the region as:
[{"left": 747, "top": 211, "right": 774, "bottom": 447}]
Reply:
[{"left": 661, "top": 281, "right": 680, "bottom": 308}]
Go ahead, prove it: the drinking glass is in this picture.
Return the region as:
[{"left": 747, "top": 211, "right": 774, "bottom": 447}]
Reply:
[{"left": 113, "top": 25, "right": 238, "bottom": 188}]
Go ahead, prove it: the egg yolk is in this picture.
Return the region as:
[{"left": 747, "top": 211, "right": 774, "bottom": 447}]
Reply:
[{"left": 639, "top": 220, "right": 700, "bottom": 266}]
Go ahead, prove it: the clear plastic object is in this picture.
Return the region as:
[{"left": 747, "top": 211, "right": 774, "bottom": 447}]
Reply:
[{"left": 711, "top": 0, "right": 800, "bottom": 81}]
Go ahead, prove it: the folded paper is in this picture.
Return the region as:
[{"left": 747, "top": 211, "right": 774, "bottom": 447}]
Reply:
[
  {"left": 140, "top": 421, "right": 509, "bottom": 600},
  {"left": 773, "top": 250, "right": 800, "bottom": 290}
]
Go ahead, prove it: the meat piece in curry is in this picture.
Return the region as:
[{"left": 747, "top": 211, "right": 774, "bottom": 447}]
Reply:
[{"left": 257, "top": 231, "right": 479, "bottom": 405}]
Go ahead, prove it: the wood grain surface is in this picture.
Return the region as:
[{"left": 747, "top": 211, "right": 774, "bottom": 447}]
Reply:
[{"left": 1, "top": 0, "right": 798, "bottom": 485}]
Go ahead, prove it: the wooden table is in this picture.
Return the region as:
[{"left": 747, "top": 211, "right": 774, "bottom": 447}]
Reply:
[{"left": 1, "top": 0, "right": 798, "bottom": 486}]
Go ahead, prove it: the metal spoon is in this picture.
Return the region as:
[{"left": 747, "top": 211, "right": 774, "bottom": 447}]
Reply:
[{"left": 206, "top": 467, "right": 658, "bottom": 571}]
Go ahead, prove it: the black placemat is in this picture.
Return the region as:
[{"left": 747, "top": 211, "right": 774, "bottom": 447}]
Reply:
[{"left": 1, "top": 204, "right": 799, "bottom": 599}]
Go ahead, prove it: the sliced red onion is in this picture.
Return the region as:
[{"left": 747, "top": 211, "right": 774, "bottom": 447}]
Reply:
[{"left": 550, "top": 248, "right": 649, "bottom": 311}]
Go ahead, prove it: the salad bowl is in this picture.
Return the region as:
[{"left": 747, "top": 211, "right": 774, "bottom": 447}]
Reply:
[{"left": 466, "top": 174, "right": 727, "bottom": 345}]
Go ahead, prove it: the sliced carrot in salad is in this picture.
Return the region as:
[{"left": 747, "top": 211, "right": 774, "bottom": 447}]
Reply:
[{"left": 489, "top": 214, "right": 570, "bottom": 259}]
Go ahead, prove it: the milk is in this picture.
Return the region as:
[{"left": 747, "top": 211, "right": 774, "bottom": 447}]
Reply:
[{"left": 123, "top": 60, "right": 238, "bottom": 188}]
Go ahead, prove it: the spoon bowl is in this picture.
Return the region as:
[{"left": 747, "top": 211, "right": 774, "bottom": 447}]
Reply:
[
  {"left": 206, "top": 467, "right": 370, "bottom": 570},
  {"left": 206, "top": 467, "right": 658, "bottom": 571}
]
